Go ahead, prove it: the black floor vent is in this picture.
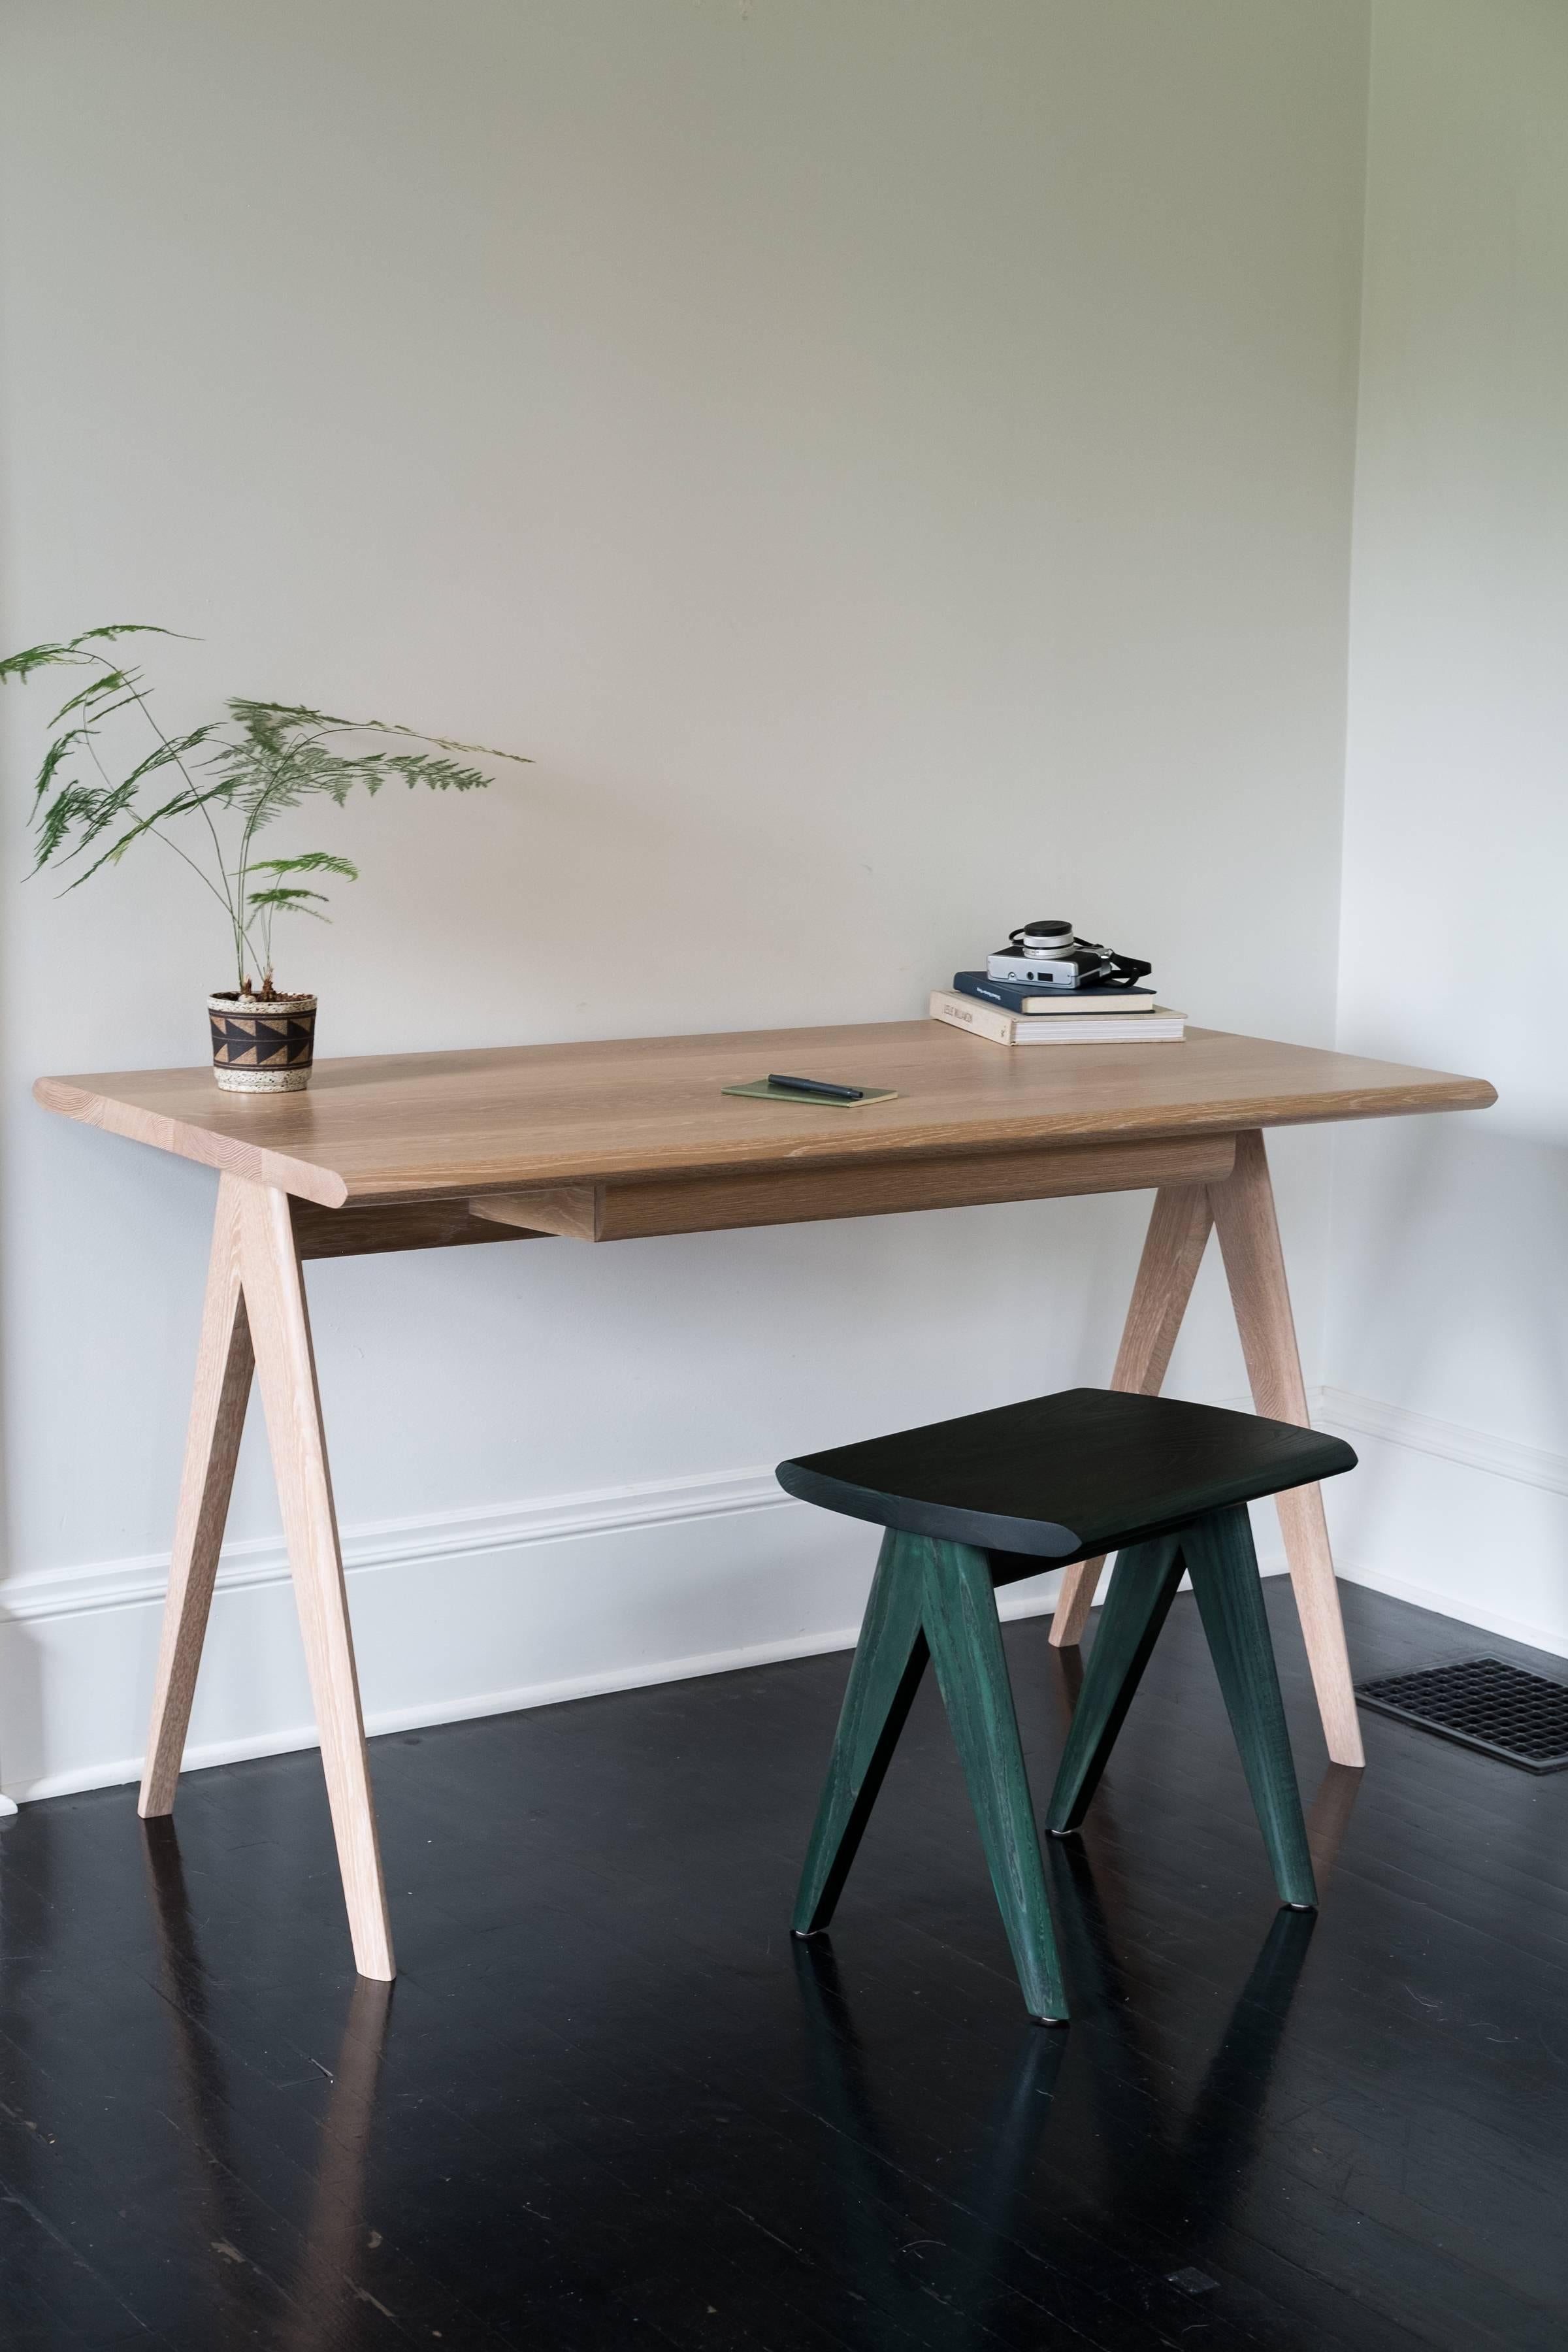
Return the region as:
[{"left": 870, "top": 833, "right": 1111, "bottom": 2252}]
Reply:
[{"left": 1357, "top": 1657, "right": 1568, "bottom": 1773}]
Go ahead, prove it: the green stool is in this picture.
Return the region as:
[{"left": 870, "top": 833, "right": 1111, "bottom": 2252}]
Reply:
[{"left": 778, "top": 1387, "right": 1356, "bottom": 2022}]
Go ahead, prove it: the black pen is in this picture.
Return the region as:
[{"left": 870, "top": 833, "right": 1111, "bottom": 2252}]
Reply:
[{"left": 767, "top": 1072, "right": 866, "bottom": 1102}]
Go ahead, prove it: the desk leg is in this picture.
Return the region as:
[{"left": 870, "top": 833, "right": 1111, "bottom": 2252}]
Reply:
[
  {"left": 1209, "top": 1132, "right": 1363, "bottom": 1769},
  {"left": 1050, "top": 1183, "right": 1213, "bottom": 1648},
  {"left": 238, "top": 1180, "right": 395, "bottom": 1978},
  {"left": 1049, "top": 1135, "right": 1364, "bottom": 1771},
  {"left": 139, "top": 1176, "right": 253, "bottom": 1817}
]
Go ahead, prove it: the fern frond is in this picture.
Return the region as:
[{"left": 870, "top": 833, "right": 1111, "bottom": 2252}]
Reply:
[
  {"left": 226, "top": 698, "right": 360, "bottom": 734},
  {"left": 67, "top": 623, "right": 189, "bottom": 650},
  {"left": 61, "top": 774, "right": 240, "bottom": 887},
  {"left": 61, "top": 689, "right": 143, "bottom": 732},
  {"left": 224, "top": 698, "right": 531, "bottom": 766},
  {"left": 116, "top": 724, "right": 220, "bottom": 794},
  {"left": 1, "top": 623, "right": 185, "bottom": 687},
  {"left": 246, "top": 887, "right": 330, "bottom": 919},
  {"left": 406, "top": 730, "right": 531, "bottom": 766},
  {"left": 46, "top": 667, "right": 140, "bottom": 727},
  {"left": 249, "top": 851, "right": 359, "bottom": 880},
  {"left": 0, "top": 640, "right": 78, "bottom": 685},
  {"left": 31, "top": 779, "right": 140, "bottom": 870},
  {"left": 33, "top": 727, "right": 94, "bottom": 804},
  {"left": 383, "top": 751, "right": 493, "bottom": 792}
]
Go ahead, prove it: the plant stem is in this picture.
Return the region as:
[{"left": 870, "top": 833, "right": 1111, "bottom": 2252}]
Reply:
[
  {"left": 78, "top": 646, "right": 249, "bottom": 981},
  {"left": 232, "top": 712, "right": 342, "bottom": 991},
  {"left": 95, "top": 652, "right": 238, "bottom": 929},
  {"left": 76, "top": 721, "right": 239, "bottom": 931}
]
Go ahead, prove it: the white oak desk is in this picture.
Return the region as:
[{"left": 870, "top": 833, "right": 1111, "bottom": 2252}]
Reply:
[{"left": 37, "top": 1020, "right": 1495, "bottom": 1978}]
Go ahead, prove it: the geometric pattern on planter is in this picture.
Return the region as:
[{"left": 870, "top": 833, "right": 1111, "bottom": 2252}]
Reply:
[{"left": 209, "top": 1013, "right": 316, "bottom": 1067}]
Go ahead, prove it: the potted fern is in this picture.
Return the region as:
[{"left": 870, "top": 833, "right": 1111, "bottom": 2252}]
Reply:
[{"left": 1, "top": 625, "right": 526, "bottom": 1090}]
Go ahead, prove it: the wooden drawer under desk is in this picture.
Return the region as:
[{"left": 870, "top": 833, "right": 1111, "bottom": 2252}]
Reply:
[{"left": 466, "top": 1131, "right": 1235, "bottom": 1244}]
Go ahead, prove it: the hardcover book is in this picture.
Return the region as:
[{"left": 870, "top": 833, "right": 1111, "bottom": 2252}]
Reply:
[
  {"left": 930, "top": 990, "right": 1186, "bottom": 1046},
  {"left": 952, "top": 972, "right": 1158, "bottom": 1016}
]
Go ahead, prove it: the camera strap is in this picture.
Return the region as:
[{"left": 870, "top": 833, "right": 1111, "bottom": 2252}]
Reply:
[
  {"left": 1073, "top": 942, "right": 1152, "bottom": 988},
  {"left": 1005, "top": 930, "right": 1152, "bottom": 988}
]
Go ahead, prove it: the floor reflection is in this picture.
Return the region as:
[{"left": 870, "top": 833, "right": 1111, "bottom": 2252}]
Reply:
[
  {"left": 1045, "top": 1757, "right": 1361, "bottom": 2285},
  {"left": 141, "top": 1821, "right": 392, "bottom": 2345},
  {"left": 283, "top": 1974, "right": 393, "bottom": 2351},
  {"left": 794, "top": 1934, "right": 1066, "bottom": 2343},
  {"left": 140, "top": 1817, "right": 249, "bottom": 2274},
  {"left": 1304, "top": 1761, "right": 1364, "bottom": 1881},
  {"left": 792, "top": 1757, "right": 1360, "bottom": 2330}
]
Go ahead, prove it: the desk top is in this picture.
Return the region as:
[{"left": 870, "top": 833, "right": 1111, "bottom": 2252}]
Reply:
[{"left": 35, "top": 1020, "right": 1496, "bottom": 1211}]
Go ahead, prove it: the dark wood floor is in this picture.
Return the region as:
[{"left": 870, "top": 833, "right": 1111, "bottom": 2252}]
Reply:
[{"left": 1, "top": 1578, "right": 1565, "bottom": 2350}]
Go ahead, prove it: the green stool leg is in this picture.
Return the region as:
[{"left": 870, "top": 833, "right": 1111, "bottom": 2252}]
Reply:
[
  {"left": 792, "top": 1532, "right": 929, "bottom": 1936},
  {"left": 1184, "top": 1506, "right": 1317, "bottom": 1909},
  {"left": 1045, "top": 1534, "right": 1184, "bottom": 1835},
  {"left": 920, "top": 1537, "right": 1066, "bottom": 2023}
]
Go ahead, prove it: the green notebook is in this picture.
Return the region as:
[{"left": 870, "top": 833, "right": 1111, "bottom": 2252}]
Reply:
[{"left": 723, "top": 1077, "right": 900, "bottom": 1109}]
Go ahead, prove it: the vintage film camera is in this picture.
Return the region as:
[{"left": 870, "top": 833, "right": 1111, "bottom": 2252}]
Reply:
[{"left": 987, "top": 919, "right": 1152, "bottom": 990}]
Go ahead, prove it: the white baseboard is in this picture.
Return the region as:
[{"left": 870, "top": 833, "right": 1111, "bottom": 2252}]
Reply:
[
  {"left": 8, "top": 1583, "right": 1078, "bottom": 1806},
  {"left": 0, "top": 1464, "right": 793, "bottom": 1627},
  {"left": 1318, "top": 1385, "right": 1568, "bottom": 1499},
  {"left": 10, "top": 1618, "right": 855, "bottom": 1804},
  {"left": 1313, "top": 1385, "right": 1568, "bottom": 1663},
  {"left": 2, "top": 1381, "right": 1561, "bottom": 1806},
  {"left": 1322, "top": 1556, "right": 1568, "bottom": 1665},
  {"left": 0, "top": 1462, "right": 1081, "bottom": 1805}
]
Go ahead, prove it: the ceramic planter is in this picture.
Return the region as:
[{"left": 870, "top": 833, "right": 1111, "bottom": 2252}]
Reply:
[{"left": 208, "top": 991, "right": 317, "bottom": 1092}]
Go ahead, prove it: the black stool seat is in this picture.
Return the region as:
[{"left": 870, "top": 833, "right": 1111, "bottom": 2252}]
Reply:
[
  {"left": 777, "top": 1387, "right": 1354, "bottom": 1563},
  {"left": 781, "top": 1385, "right": 1359, "bottom": 2024}
]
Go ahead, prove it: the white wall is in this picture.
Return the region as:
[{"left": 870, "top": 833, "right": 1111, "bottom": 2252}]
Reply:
[
  {"left": 0, "top": 1, "right": 1370, "bottom": 1797},
  {"left": 1325, "top": 0, "right": 1568, "bottom": 1652}
]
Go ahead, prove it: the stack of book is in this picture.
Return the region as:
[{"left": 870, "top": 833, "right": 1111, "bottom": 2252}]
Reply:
[{"left": 930, "top": 970, "right": 1186, "bottom": 1047}]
